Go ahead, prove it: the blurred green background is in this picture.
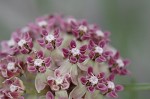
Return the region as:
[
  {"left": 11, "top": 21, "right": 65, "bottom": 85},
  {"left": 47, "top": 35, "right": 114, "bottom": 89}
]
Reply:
[{"left": 0, "top": 0, "right": 150, "bottom": 99}]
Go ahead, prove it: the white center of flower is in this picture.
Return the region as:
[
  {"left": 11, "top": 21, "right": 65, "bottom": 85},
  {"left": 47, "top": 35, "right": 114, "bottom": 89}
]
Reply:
[
  {"left": 96, "top": 30, "right": 104, "bottom": 37},
  {"left": 67, "top": 18, "right": 76, "bottom": 24},
  {"left": 107, "top": 81, "right": 115, "bottom": 89},
  {"left": 21, "top": 27, "right": 29, "bottom": 33},
  {"left": 116, "top": 59, "right": 124, "bottom": 67},
  {"left": 78, "top": 25, "right": 88, "bottom": 32},
  {"left": 89, "top": 75, "right": 98, "bottom": 85},
  {"left": 71, "top": 48, "right": 80, "bottom": 56},
  {"left": 34, "top": 59, "right": 43, "bottom": 66},
  {"left": 7, "top": 62, "right": 15, "bottom": 71},
  {"left": 45, "top": 34, "right": 55, "bottom": 42},
  {"left": 95, "top": 46, "right": 103, "bottom": 54},
  {"left": 10, "top": 84, "right": 18, "bottom": 92},
  {"left": 18, "top": 39, "right": 26, "bottom": 47},
  {"left": 7, "top": 39, "right": 15, "bottom": 47},
  {"left": 37, "top": 21, "right": 47, "bottom": 27},
  {"left": 55, "top": 77, "right": 64, "bottom": 85}
]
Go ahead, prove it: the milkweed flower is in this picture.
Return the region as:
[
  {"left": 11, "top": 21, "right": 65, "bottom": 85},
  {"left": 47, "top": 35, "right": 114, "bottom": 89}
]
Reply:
[
  {"left": 0, "top": 77, "right": 25, "bottom": 99},
  {"left": 0, "top": 14, "right": 130, "bottom": 99}
]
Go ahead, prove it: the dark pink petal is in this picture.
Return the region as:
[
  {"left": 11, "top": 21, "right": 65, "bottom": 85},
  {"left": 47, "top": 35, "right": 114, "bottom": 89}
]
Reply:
[
  {"left": 87, "top": 86, "right": 95, "bottom": 93},
  {"left": 95, "top": 56, "right": 106, "bottom": 62},
  {"left": 37, "top": 39, "right": 45, "bottom": 47},
  {"left": 78, "top": 55, "right": 87, "bottom": 63},
  {"left": 108, "top": 74, "right": 115, "bottom": 81},
  {"left": 114, "top": 51, "right": 120, "bottom": 60},
  {"left": 80, "top": 45, "right": 87, "bottom": 54},
  {"left": 69, "top": 56, "right": 77, "bottom": 64},
  {"left": 87, "top": 66, "right": 93, "bottom": 75},
  {"left": 54, "top": 28, "right": 60, "bottom": 38},
  {"left": 27, "top": 66, "right": 37, "bottom": 73},
  {"left": 98, "top": 40, "right": 105, "bottom": 48},
  {"left": 28, "top": 41, "right": 33, "bottom": 48},
  {"left": 62, "top": 48, "right": 69, "bottom": 58},
  {"left": 24, "top": 32, "right": 30, "bottom": 41},
  {"left": 107, "top": 91, "right": 118, "bottom": 98},
  {"left": 70, "top": 40, "right": 76, "bottom": 48},
  {"left": 37, "top": 50, "right": 44, "bottom": 58},
  {"left": 27, "top": 57, "right": 33, "bottom": 63},
  {"left": 46, "top": 91, "right": 54, "bottom": 99},
  {"left": 89, "top": 51, "right": 95, "bottom": 59},
  {"left": 39, "top": 66, "right": 46, "bottom": 73},
  {"left": 103, "top": 51, "right": 112, "bottom": 57},
  {"left": 120, "top": 69, "right": 129, "bottom": 75},
  {"left": 41, "top": 29, "right": 48, "bottom": 36},
  {"left": 123, "top": 59, "right": 130, "bottom": 66},
  {"left": 81, "top": 34, "right": 90, "bottom": 40},
  {"left": 88, "top": 40, "right": 95, "bottom": 50},
  {"left": 96, "top": 83, "right": 107, "bottom": 91},
  {"left": 97, "top": 72, "right": 105, "bottom": 79},
  {"left": 20, "top": 48, "right": 28, "bottom": 54},
  {"left": 80, "top": 76, "right": 87, "bottom": 85},
  {"left": 47, "top": 80, "right": 54, "bottom": 86},
  {"left": 46, "top": 43, "right": 54, "bottom": 50},
  {"left": 115, "top": 85, "right": 124, "bottom": 92},
  {"left": 56, "top": 38, "right": 63, "bottom": 47},
  {"left": 44, "top": 57, "right": 51, "bottom": 67},
  {"left": 72, "top": 29, "right": 79, "bottom": 37}
]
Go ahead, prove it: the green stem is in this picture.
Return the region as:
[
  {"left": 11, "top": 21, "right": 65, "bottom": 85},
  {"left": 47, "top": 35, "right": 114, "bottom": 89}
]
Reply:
[{"left": 124, "top": 83, "right": 150, "bottom": 91}]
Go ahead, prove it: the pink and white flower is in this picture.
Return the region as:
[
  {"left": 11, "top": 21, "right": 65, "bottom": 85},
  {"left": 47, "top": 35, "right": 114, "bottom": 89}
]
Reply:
[
  {"left": 37, "top": 28, "right": 63, "bottom": 51},
  {"left": 47, "top": 69, "right": 70, "bottom": 91},
  {"left": 27, "top": 50, "right": 51, "bottom": 73},
  {"left": 62, "top": 40, "right": 88, "bottom": 64}
]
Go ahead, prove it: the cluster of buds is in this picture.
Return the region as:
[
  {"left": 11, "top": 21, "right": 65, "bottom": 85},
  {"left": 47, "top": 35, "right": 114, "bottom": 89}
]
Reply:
[{"left": 0, "top": 14, "right": 130, "bottom": 99}]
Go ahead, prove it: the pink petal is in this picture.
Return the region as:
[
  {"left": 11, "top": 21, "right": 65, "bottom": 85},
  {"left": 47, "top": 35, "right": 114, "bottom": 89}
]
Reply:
[
  {"left": 87, "top": 86, "right": 95, "bottom": 93},
  {"left": 70, "top": 40, "right": 76, "bottom": 48},
  {"left": 27, "top": 66, "right": 37, "bottom": 73},
  {"left": 37, "top": 39, "right": 45, "bottom": 47},
  {"left": 96, "top": 83, "right": 107, "bottom": 91},
  {"left": 107, "top": 91, "right": 118, "bottom": 98},
  {"left": 69, "top": 56, "right": 77, "bottom": 64},
  {"left": 27, "top": 57, "right": 33, "bottom": 63},
  {"left": 39, "top": 66, "right": 46, "bottom": 73},
  {"left": 115, "top": 85, "right": 124, "bottom": 92},
  {"left": 95, "top": 56, "right": 106, "bottom": 62},
  {"left": 98, "top": 40, "right": 106, "bottom": 48},
  {"left": 37, "top": 50, "right": 44, "bottom": 58},
  {"left": 80, "top": 76, "right": 87, "bottom": 85},
  {"left": 62, "top": 48, "right": 69, "bottom": 58},
  {"left": 80, "top": 45, "right": 87, "bottom": 54},
  {"left": 46, "top": 91, "right": 54, "bottom": 99},
  {"left": 41, "top": 29, "right": 48, "bottom": 36},
  {"left": 87, "top": 66, "right": 93, "bottom": 75}
]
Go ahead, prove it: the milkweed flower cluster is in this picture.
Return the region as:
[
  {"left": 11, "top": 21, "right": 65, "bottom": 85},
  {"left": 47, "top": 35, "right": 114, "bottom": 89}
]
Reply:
[{"left": 0, "top": 14, "right": 130, "bottom": 99}]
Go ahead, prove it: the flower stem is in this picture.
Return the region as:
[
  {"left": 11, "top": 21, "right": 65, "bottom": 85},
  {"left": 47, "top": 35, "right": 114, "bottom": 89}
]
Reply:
[{"left": 124, "top": 83, "right": 150, "bottom": 91}]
